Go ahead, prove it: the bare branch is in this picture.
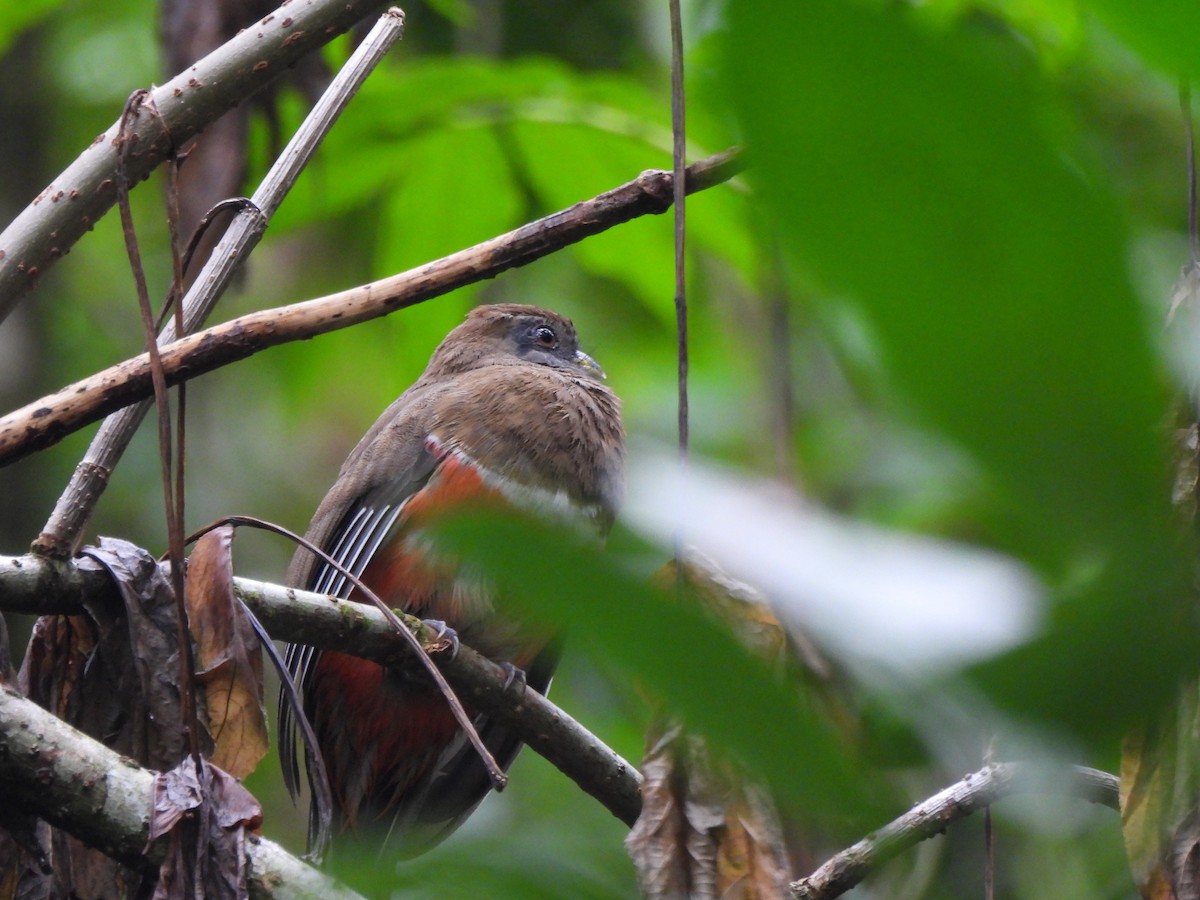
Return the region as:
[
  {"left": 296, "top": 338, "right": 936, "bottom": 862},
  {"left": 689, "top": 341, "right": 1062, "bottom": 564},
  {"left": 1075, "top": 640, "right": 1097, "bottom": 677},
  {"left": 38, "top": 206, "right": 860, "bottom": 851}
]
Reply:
[
  {"left": 0, "top": 552, "right": 645, "bottom": 827},
  {"left": 0, "top": 148, "right": 744, "bottom": 470},
  {"left": 790, "top": 762, "right": 1120, "bottom": 900},
  {"left": 0, "top": 685, "right": 362, "bottom": 899},
  {"left": 0, "top": 0, "right": 393, "bottom": 319}
]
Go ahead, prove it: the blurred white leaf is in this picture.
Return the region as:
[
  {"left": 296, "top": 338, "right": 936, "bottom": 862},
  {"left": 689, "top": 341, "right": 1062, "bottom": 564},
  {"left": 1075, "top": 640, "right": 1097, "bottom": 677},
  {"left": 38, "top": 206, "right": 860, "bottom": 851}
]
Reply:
[{"left": 623, "top": 448, "right": 1043, "bottom": 674}]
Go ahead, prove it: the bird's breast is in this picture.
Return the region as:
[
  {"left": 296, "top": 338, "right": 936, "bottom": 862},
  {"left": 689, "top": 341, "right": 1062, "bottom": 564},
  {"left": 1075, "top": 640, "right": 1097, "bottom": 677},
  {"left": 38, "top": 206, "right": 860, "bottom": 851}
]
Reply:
[{"left": 429, "top": 366, "right": 625, "bottom": 523}]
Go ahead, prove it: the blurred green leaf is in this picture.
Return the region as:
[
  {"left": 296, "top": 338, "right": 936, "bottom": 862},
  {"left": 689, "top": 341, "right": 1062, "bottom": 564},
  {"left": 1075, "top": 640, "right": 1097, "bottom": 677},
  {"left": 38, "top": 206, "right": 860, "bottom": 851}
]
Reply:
[
  {"left": 1082, "top": 0, "right": 1200, "bottom": 80},
  {"left": 724, "top": 0, "right": 1191, "bottom": 741},
  {"left": 0, "top": 0, "right": 69, "bottom": 57},
  {"left": 433, "top": 509, "right": 882, "bottom": 825}
]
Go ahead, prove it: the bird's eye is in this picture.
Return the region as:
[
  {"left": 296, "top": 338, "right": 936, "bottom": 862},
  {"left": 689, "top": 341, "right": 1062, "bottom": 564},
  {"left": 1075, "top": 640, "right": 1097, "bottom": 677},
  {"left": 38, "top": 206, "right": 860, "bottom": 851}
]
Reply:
[{"left": 533, "top": 326, "right": 557, "bottom": 348}]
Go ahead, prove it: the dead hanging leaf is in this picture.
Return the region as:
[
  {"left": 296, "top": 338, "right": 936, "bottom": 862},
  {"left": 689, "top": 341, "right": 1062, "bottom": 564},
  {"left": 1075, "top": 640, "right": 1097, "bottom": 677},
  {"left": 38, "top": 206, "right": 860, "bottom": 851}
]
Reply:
[
  {"left": 80, "top": 538, "right": 190, "bottom": 768},
  {"left": 148, "top": 757, "right": 264, "bottom": 900},
  {"left": 627, "top": 720, "right": 791, "bottom": 900},
  {"left": 186, "top": 525, "right": 268, "bottom": 779},
  {"left": 627, "top": 556, "right": 800, "bottom": 899},
  {"left": 12, "top": 538, "right": 187, "bottom": 898},
  {"left": 1121, "top": 681, "right": 1200, "bottom": 900},
  {"left": 0, "top": 803, "right": 51, "bottom": 900}
]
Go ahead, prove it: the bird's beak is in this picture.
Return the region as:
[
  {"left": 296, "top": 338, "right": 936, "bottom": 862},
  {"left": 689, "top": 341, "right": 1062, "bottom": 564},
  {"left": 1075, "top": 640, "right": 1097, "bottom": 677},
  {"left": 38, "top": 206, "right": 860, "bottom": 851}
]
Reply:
[{"left": 574, "top": 349, "right": 607, "bottom": 380}]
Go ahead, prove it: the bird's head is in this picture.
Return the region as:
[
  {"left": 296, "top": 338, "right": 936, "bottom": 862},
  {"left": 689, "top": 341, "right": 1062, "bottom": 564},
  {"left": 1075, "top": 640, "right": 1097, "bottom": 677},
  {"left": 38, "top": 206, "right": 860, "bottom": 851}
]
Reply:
[{"left": 427, "top": 304, "right": 607, "bottom": 381}]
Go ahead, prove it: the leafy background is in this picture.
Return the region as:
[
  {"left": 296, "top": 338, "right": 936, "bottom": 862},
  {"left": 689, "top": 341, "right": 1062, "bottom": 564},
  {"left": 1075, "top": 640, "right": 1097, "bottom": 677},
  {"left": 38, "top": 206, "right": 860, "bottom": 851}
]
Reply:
[{"left": 0, "top": 0, "right": 1196, "bottom": 895}]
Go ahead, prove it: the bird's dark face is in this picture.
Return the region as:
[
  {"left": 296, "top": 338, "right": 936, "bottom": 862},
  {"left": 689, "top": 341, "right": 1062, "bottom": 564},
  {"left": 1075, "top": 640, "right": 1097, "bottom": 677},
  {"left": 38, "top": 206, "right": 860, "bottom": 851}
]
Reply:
[
  {"left": 425, "top": 304, "right": 608, "bottom": 381},
  {"left": 508, "top": 313, "right": 606, "bottom": 380}
]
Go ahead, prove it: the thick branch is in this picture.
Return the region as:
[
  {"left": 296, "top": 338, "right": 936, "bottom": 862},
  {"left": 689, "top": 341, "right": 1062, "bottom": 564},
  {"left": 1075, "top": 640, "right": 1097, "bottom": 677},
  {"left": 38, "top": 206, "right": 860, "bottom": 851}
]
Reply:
[
  {"left": 0, "top": 685, "right": 362, "bottom": 899},
  {"left": 0, "top": 0, "right": 392, "bottom": 319},
  {"left": 0, "top": 553, "right": 645, "bottom": 827},
  {"left": 790, "top": 762, "right": 1120, "bottom": 900},
  {"left": 0, "top": 148, "right": 742, "bottom": 469}
]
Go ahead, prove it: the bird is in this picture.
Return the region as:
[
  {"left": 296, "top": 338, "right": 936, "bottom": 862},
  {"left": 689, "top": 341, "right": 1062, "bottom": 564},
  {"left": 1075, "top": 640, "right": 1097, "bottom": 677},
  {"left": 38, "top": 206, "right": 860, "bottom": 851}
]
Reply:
[{"left": 277, "top": 303, "right": 625, "bottom": 857}]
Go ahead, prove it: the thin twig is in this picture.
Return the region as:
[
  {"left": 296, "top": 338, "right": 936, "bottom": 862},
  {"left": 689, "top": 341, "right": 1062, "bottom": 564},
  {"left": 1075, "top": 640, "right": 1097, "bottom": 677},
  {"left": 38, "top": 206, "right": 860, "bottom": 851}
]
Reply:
[
  {"left": 769, "top": 286, "right": 795, "bottom": 484},
  {"left": 790, "top": 762, "right": 1120, "bottom": 900},
  {"left": 115, "top": 92, "right": 204, "bottom": 776},
  {"left": 165, "top": 151, "right": 189, "bottom": 596},
  {"left": 31, "top": 8, "right": 408, "bottom": 559},
  {"left": 238, "top": 601, "right": 334, "bottom": 863},
  {"left": 2, "top": 148, "right": 744, "bottom": 472},
  {"left": 668, "top": 0, "right": 689, "bottom": 468},
  {"left": 162, "top": 198, "right": 256, "bottom": 328},
  {"left": 983, "top": 803, "right": 994, "bottom": 900},
  {"left": 118, "top": 93, "right": 209, "bottom": 893}
]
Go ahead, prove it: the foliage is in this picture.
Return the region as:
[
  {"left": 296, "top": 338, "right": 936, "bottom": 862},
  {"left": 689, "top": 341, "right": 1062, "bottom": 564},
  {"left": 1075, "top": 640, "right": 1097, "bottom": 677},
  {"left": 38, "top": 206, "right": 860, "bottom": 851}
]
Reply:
[{"left": 1, "top": 0, "right": 1198, "bottom": 896}]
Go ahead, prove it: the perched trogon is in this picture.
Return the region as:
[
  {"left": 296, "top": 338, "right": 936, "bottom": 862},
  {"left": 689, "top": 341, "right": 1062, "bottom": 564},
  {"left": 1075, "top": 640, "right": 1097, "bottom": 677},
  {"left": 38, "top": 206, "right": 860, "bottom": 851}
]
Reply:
[{"left": 277, "top": 304, "right": 625, "bottom": 856}]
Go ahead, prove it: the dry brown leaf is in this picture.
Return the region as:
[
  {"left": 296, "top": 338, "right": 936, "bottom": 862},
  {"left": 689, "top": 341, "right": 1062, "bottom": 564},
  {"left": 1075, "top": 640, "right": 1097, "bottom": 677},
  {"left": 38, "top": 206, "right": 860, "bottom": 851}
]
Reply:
[
  {"left": 0, "top": 805, "right": 50, "bottom": 900},
  {"left": 628, "top": 556, "right": 796, "bottom": 899},
  {"left": 1121, "top": 682, "right": 1200, "bottom": 900},
  {"left": 626, "top": 720, "right": 790, "bottom": 900},
  {"left": 185, "top": 525, "right": 267, "bottom": 779},
  {"left": 11, "top": 538, "right": 186, "bottom": 897},
  {"left": 148, "top": 757, "right": 264, "bottom": 900}
]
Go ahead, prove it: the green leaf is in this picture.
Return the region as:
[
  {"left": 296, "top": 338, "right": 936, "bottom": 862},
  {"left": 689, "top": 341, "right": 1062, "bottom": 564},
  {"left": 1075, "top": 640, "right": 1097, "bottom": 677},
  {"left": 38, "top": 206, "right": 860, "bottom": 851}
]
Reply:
[
  {"left": 723, "top": 0, "right": 1191, "bottom": 740},
  {"left": 432, "top": 510, "right": 882, "bottom": 824},
  {"left": 376, "top": 125, "right": 522, "bottom": 277},
  {"left": 0, "top": 0, "right": 70, "bottom": 57},
  {"left": 1082, "top": 0, "right": 1200, "bottom": 80}
]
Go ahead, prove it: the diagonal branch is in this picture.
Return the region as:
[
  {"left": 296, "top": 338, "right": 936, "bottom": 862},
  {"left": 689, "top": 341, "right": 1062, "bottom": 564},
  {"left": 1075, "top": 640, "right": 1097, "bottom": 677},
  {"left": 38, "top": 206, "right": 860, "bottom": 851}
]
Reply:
[
  {"left": 0, "top": 148, "right": 743, "bottom": 470},
  {"left": 0, "top": 685, "right": 362, "bottom": 899},
  {"left": 0, "top": 0, "right": 392, "bottom": 320},
  {"left": 0, "top": 552, "right": 645, "bottom": 827}
]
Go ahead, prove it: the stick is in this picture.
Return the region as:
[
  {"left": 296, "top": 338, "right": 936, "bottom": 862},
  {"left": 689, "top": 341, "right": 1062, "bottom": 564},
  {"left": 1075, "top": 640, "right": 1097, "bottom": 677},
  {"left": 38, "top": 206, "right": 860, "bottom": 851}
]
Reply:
[
  {"left": 0, "top": 149, "right": 744, "bottom": 472},
  {"left": 0, "top": 685, "right": 363, "bottom": 899},
  {"left": 790, "top": 762, "right": 1119, "bottom": 900}
]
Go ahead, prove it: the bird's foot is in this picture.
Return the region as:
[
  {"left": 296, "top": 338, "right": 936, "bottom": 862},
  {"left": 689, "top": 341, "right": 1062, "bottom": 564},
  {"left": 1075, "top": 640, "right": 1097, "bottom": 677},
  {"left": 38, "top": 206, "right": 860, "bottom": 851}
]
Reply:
[
  {"left": 421, "top": 618, "right": 460, "bottom": 657},
  {"left": 499, "top": 661, "right": 528, "bottom": 695}
]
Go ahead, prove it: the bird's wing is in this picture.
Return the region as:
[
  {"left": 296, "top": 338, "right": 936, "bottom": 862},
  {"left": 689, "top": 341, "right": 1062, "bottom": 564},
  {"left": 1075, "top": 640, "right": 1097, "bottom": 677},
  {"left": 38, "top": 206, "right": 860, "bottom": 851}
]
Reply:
[
  {"left": 277, "top": 429, "right": 560, "bottom": 855},
  {"left": 277, "top": 410, "right": 439, "bottom": 804}
]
